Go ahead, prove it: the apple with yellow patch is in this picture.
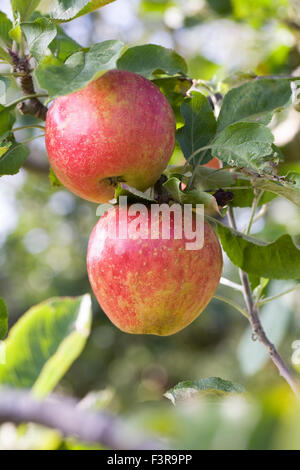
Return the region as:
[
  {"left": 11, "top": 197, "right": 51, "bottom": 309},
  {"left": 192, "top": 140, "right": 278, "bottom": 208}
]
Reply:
[{"left": 87, "top": 205, "right": 223, "bottom": 335}]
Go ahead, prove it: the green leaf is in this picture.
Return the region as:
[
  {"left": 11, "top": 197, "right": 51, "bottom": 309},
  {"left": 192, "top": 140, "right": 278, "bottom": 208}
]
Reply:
[
  {"left": 217, "top": 78, "right": 292, "bottom": 132},
  {"left": 286, "top": 171, "right": 300, "bottom": 188},
  {"left": 117, "top": 44, "right": 187, "bottom": 79},
  {"left": 194, "top": 166, "right": 237, "bottom": 190},
  {"left": 228, "top": 178, "right": 277, "bottom": 207},
  {"left": 72, "top": 0, "right": 116, "bottom": 19},
  {"left": 0, "top": 46, "right": 13, "bottom": 64},
  {"left": 0, "top": 104, "right": 15, "bottom": 135},
  {"left": 115, "top": 183, "right": 156, "bottom": 204},
  {"left": 218, "top": 223, "right": 300, "bottom": 279},
  {"left": 49, "top": 26, "right": 82, "bottom": 61},
  {"left": 165, "top": 377, "right": 245, "bottom": 404},
  {"left": 211, "top": 122, "right": 274, "bottom": 172},
  {"left": 153, "top": 76, "right": 192, "bottom": 110},
  {"left": 49, "top": 167, "right": 62, "bottom": 187},
  {"left": 176, "top": 92, "right": 217, "bottom": 166},
  {"left": 0, "top": 142, "right": 30, "bottom": 175},
  {"left": 0, "top": 76, "right": 11, "bottom": 100},
  {"left": 0, "top": 12, "right": 13, "bottom": 45},
  {"left": 192, "top": 168, "right": 277, "bottom": 207},
  {"left": 0, "top": 298, "right": 8, "bottom": 340},
  {"left": 10, "top": 0, "right": 41, "bottom": 21},
  {"left": 164, "top": 176, "right": 219, "bottom": 212},
  {"left": 50, "top": 0, "right": 114, "bottom": 22},
  {"left": 21, "top": 18, "right": 57, "bottom": 62},
  {"left": 35, "top": 40, "right": 123, "bottom": 98},
  {"left": 238, "top": 283, "right": 292, "bottom": 375},
  {"left": 0, "top": 140, "right": 12, "bottom": 158},
  {"left": 253, "top": 178, "right": 300, "bottom": 208},
  {"left": 9, "top": 24, "right": 22, "bottom": 44},
  {"left": 0, "top": 295, "right": 92, "bottom": 397},
  {"left": 50, "top": 0, "right": 89, "bottom": 21},
  {"left": 222, "top": 71, "right": 257, "bottom": 88}
]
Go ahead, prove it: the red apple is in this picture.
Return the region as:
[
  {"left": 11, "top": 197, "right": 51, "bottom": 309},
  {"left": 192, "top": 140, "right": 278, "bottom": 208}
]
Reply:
[
  {"left": 45, "top": 70, "right": 176, "bottom": 203},
  {"left": 87, "top": 205, "right": 223, "bottom": 335}
]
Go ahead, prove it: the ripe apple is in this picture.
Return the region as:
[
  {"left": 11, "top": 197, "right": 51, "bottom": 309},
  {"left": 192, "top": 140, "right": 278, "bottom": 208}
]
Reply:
[
  {"left": 45, "top": 70, "right": 176, "bottom": 203},
  {"left": 87, "top": 205, "right": 223, "bottom": 335}
]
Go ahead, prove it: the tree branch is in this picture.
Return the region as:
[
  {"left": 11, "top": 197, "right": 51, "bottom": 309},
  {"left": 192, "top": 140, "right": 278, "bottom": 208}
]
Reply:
[
  {"left": 227, "top": 207, "right": 300, "bottom": 397},
  {"left": 0, "top": 388, "right": 162, "bottom": 449},
  {"left": 8, "top": 50, "right": 48, "bottom": 121}
]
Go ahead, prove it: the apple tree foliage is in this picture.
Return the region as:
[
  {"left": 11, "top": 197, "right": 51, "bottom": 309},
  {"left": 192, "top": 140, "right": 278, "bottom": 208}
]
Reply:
[{"left": 0, "top": 0, "right": 300, "bottom": 447}]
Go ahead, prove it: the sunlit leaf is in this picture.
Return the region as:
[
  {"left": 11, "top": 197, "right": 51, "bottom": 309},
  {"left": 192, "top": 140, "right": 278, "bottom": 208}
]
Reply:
[
  {"left": 115, "top": 183, "right": 156, "bottom": 204},
  {"left": 0, "top": 76, "right": 11, "bottom": 100},
  {"left": 253, "top": 177, "right": 300, "bottom": 208},
  {"left": 49, "top": 26, "right": 82, "bottom": 61},
  {"left": 211, "top": 122, "right": 274, "bottom": 172},
  {"left": 49, "top": 167, "right": 62, "bottom": 187},
  {"left": 35, "top": 40, "right": 123, "bottom": 97},
  {"left": 72, "top": 0, "right": 115, "bottom": 19},
  {"left": 50, "top": 0, "right": 115, "bottom": 22},
  {"left": 21, "top": 18, "right": 57, "bottom": 62},
  {"left": 0, "top": 295, "right": 92, "bottom": 397},
  {"left": 0, "top": 12, "right": 13, "bottom": 45},
  {"left": 218, "top": 223, "right": 300, "bottom": 279},
  {"left": 0, "top": 46, "right": 13, "bottom": 64},
  {"left": 164, "top": 176, "right": 219, "bottom": 212},
  {"left": 117, "top": 44, "right": 187, "bottom": 79},
  {"left": 9, "top": 24, "right": 22, "bottom": 44},
  {"left": 11, "top": 0, "right": 41, "bottom": 21},
  {"left": 217, "top": 79, "right": 292, "bottom": 131}
]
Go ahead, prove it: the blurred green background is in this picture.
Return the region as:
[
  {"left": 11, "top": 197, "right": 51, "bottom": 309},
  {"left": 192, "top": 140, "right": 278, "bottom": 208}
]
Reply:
[{"left": 1, "top": 0, "right": 300, "bottom": 450}]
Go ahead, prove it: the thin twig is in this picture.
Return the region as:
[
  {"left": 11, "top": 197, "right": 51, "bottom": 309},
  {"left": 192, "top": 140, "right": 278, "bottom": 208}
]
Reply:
[
  {"left": 246, "top": 189, "right": 263, "bottom": 235},
  {"left": 258, "top": 285, "right": 300, "bottom": 307},
  {"left": 241, "top": 204, "right": 268, "bottom": 232},
  {"left": 227, "top": 207, "right": 300, "bottom": 397},
  {"left": 21, "top": 134, "right": 45, "bottom": 145},
  {"left": 0, "top": 388, "right": 162, "bottom": 450},
  {"left": 13, "top": 124, "right": 45, "bottom": 132},
  {"left": 213, "top": 294, "right": 249, "bottom": 319},
  {"left": 220, "top": 277, "right": 243, "bottom": 292}
]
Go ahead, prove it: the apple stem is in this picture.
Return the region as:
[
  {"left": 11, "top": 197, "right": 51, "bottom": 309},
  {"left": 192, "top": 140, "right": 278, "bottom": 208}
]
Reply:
[{"left": 227, "top": 206, "right": 300, "bottom": 398}]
